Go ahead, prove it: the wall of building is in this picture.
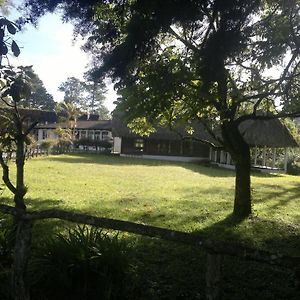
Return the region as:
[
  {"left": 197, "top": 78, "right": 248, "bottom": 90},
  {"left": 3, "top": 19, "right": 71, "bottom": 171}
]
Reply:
[{"left": 119, "top": 137, "right": 210, "bottom": 158}]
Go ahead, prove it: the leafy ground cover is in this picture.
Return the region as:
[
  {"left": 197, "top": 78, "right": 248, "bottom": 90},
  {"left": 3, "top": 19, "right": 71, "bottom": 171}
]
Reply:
[{"left": 1, "top": 153, "right": 300, "bottom": 299}]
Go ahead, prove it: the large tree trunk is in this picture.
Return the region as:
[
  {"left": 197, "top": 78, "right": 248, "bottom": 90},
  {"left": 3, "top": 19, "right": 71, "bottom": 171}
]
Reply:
[
  {"left": 222, "top": 122, "right": 252, "bottom": 218},
  {"left": 233, "top": 146, "right": 251, "bottom": 217}
]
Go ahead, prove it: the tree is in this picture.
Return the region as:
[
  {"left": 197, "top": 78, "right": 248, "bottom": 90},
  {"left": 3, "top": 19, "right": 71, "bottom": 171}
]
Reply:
[
  {"left": 55, "top": 101, "right": 80, "bottom": 140},
  {"left": 59, "top": 74, "right": 110, "bottom": 118},
  {"left": 58, "top": 76, "right": 85, "bottom": 107},
  {"left": 18, "top": 66, "right": 55, "bottom": 110},
  {"left": 24, "top": 0, "right": 300, "bottom": 218},
  {"left": 83, "top": 70, "right": 109, "bottom": 118},
  {"left": 53, "top": 127, "right": 72, "bottom": 153}
]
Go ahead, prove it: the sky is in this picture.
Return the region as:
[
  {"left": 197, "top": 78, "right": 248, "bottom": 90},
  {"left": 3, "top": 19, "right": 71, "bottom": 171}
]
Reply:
[{"left": 5, "top": 2, "right": 117, "bottom": 112}]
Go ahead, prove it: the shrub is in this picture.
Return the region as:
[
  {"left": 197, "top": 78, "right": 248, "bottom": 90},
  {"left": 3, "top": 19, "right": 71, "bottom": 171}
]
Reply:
[
  {"left": 286, "top": 160, "right": 300, "bottom": 175},
  {"left": 40, "top": 139, "right": 56, "bottom": 154},
  {"left": 29, "top": 226, "right": 132, "bottom": 300}
]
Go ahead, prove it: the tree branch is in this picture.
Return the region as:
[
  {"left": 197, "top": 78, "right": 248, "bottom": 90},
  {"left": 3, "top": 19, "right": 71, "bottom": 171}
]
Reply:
[
  {"left": 0, "top": 151, "right": 17, "bottom": 194},
  {"left": 168, "top": 26, "right": 199, "bottom": 53},
  {"left": 24, "top": 121, "right": 38, "bottom": 136}
]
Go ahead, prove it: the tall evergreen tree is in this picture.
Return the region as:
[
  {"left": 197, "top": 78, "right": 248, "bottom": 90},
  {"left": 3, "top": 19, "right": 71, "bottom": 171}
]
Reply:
[{"left": 19, "top": 66, "right": 55, "bottom": 110}]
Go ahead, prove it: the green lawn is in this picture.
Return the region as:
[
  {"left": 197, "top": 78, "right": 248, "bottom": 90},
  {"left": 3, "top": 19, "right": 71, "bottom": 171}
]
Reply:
[
  {"left": 1, "top": 153, "right": 300, "bottom": 254},
  {"left": 1, "top": 153, "right": 300, "bottom": 299}
]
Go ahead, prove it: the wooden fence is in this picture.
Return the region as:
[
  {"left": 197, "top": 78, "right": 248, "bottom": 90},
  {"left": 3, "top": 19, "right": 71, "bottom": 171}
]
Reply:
[{"left": 0, "top": 204, "right": 299, "bottom": 299}]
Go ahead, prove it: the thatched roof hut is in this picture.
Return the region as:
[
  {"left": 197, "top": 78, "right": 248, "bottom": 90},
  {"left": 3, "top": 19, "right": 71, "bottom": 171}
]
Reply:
[
  {"left": 239, "top": 118, "right": 298, "bottom": 148},
  {"left": 112, "top": 113, "right": 215, "bottom": 144},
  {"left": 113, "top": 113, "right": 298, "bottom": 148}
]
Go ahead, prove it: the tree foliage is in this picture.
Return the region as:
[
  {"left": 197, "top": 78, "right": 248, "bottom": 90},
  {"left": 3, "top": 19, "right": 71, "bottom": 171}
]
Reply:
[
  {"left": 59, "top": 75, "right": 109, "bottom": 118},
  {"left": 17, "top": 66, "right": 55, "bottom": 110},
  {"left": 23, "top": 0, "right": 300, "bottom": 217}
]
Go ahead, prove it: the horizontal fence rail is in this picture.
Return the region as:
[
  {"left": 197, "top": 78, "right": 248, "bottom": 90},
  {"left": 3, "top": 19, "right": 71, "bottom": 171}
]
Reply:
[
  {"left": 0, "top": 204, "right": 299, "bottom": 299},
  {"left": 0, "top": 204, "right": 299, "bottom": 269}
]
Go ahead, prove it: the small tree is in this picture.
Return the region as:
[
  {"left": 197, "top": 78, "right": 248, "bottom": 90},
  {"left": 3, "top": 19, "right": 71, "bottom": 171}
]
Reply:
[
  {"left": 0, "top": 67, "right": 35, "bottom": 299},
  {"left": 55, "top": 102, "right": 80, "bottom": 141},
  {"left": 53, "top": 127, "right": 72, "bottom": 153}
]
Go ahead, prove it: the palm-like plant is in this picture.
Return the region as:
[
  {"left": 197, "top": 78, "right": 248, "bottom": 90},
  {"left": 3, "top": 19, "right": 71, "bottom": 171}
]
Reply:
[{"left": 55, "top": 102, "right": 81, "bottom": 140}]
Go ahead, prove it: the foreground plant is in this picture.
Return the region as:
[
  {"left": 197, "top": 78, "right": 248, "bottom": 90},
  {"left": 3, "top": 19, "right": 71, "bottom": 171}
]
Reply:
[{"left": 29, "top": 226, "right": 132, "bottom": 300}]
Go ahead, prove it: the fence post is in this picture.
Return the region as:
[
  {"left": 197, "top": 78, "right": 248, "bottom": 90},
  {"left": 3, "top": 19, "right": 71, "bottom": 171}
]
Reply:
[{"left": 206, "top": 252, "right": 222, "bottom": 300}]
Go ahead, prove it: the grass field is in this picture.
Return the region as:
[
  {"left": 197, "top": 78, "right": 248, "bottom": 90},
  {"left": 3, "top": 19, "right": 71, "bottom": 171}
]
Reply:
[
  {"left": 1, "top": 153, "right": 300, "bottom": 254},
  {"left": 1, "top": 153, "right": 300, "bottom": 299}
]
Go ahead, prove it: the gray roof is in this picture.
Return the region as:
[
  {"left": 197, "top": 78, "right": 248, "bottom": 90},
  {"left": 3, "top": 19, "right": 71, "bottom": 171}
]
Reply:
[
  {"left": 113, "top": 113, "right": 298, "bottom": 148},
  {"left": 37, "top": 120, "right": 112, "bottom": 130},
  {"left": 112, "top": 113, "right": 216, "bottom": 143},
  {"left": 239, "top": 118, "right": 298, "bottom": 148}
]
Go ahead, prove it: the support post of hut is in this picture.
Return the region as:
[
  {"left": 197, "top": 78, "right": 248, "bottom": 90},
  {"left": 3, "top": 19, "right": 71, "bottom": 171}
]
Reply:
[
  {"left": 226, "top": 152, "right": 231, "bottom": 165},
  {"left": 209, "top": 147, "right": 212, "bottom": 161},
  {"left": 272, "top": 148, "right": 276, "bottom": 169},
  {"left": 214, "top": 150, "right": 218, "bottom": 163},
  {"left": 220, "top": 150, "right": 224, "bottom": 164},
  {"left": 254, "top": 146, "right": 258, "bottom": 166},
  {"left": 168, "top": 141, "right": 171, "bottom": 154},
  {"left": 284, "top": 148, "right": 288, "bottom": 172},
  {"left": 206, "top": 253, "right": 222, "bottom": 300}
]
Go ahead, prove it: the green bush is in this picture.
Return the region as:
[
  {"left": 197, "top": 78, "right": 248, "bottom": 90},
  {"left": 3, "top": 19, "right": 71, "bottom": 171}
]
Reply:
[
  {"left": 286, "top": 160, "right": 300, "bottom": 175},
  {"left": 29, "top": 226, "right": 132, "bottom": 300},
  {"left": 40, "top": 139, "right": 56, "bottom": 154}
]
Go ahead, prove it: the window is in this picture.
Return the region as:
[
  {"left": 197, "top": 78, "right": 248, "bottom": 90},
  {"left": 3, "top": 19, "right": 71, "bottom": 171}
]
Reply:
[
  {"left": 95, "top": 131, "right": 101, "bottom": 140},
  {"left": 42, "top": 130, "right": 48, "bottom": 140},
  {"left": 81, "top": 130, "right": 87, "bottom": 139},
  {"left": 101, "top": 131, "right": 109, "bottom": 140},
  {"left": 88, "top": 130, "right": 94, "bottom": 140},
  {"left": 134, "top": 139, "right": 144, "bottom": 151}
]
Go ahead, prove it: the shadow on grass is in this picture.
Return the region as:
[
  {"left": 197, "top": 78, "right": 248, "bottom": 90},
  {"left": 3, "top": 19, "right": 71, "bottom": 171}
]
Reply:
[
  {"left": 43, "top": 153, "right": 285, "bottom": 179},
  {"left": 254, "top": 182, "right": 300, "bottom": 209},
  {"left": 196, "top": 213, "right": 300, "bottom": 256},
  {"left": 1, "top": 193, "right": 299, "bottom": 299}
]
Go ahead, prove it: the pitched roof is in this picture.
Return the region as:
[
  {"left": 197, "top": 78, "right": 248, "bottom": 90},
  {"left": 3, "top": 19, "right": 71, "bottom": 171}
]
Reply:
[
  {"left": 239, "top": 118, "right": 298, "bottom": 147},
  {"left": 113, "top": 113, "right": 298, "bottom": 148},
  {"left": 37, "top": 120, "right": 112, "bottom": 130},
  {"left": 112, "top": 113, "right": 216, "bottom": 143}
]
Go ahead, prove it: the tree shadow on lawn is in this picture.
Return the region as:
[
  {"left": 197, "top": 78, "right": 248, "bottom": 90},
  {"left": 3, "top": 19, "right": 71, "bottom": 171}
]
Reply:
[
  {"left": 196, "top": 213, "right": 300, "bottom": 256},
  {"left": 45, "top": 153, "right": 284, "bottom": 179},
  {"left": 189, "top": 213, "right": 300, "bottom": 299},
  {"left": 254, "top": 182, "right": 300, "bottom": 210},
  {"left": 0, "top": 196, "right": 72, "bottom": 243},
  {"left": 2, "top": 193, "right": 299, "bottom": 299}
]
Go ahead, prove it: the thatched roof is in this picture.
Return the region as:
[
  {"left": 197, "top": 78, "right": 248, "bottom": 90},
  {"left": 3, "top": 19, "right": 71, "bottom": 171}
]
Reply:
[
  {"left": 112, "top": 113, "right": 216, "bottom": 144},
  {"left": 37, "top": 120, "right": 112, "bottom": 130},
  {"left": 113, "top": 113, "right": 298, "bottom": 148},
  {"left": 239, "top": 118, "right": 298, "bottom": 148}
]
